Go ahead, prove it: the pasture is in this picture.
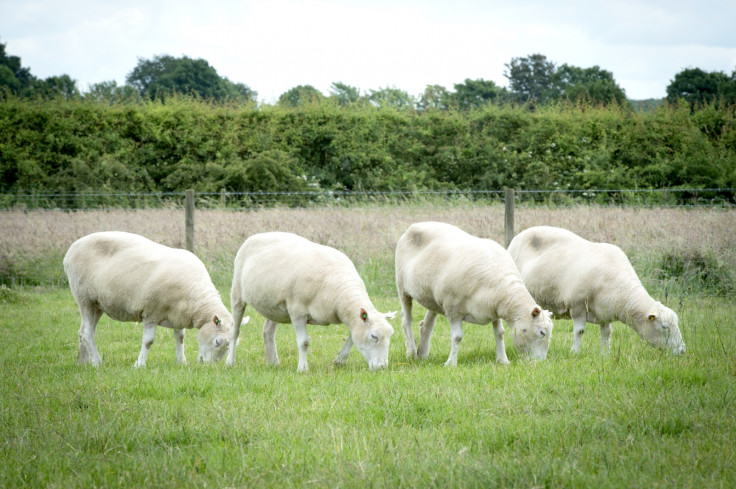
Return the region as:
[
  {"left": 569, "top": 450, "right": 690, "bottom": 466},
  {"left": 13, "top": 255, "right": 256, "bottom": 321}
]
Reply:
[{"left": 1, "top": 204, "right": 735, "bottom": 488}]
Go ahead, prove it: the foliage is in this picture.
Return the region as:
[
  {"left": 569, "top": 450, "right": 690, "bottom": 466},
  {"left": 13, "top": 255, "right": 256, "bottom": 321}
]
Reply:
[
  {"left": 452, "top": 78, "right": 507, "bottom": 109},
  {"left": 504, "top": 53, "right": 557, "bottom": 104},
  {"left": 126, "top": 54, "right": 257, "bottom": 103},
  {"left": 1, "top": 95, "right": 735, "bottom": 200},
  {"left": 666, "top": 67, "right": 736, "bottom": 109},
  {"left": 505, "top": 54, "right": 629, "bottom": 106},
  {"left": 278, "top": 85, "right": 325, "bottom": 107},
  {"left": 329, "top": 82, "right": 362, "bottom": 106}
]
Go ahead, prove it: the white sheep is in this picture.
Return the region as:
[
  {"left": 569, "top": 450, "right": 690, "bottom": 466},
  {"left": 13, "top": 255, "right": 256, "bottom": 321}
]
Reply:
[
  {"left": 507, "top": 225, "right": 685, "bottom": 355},
  {"left": 64, "top": 231, "right": 238, "bottom": 367},
  {"left": 395, "top": 221, "right": 553, "bottom": 366},
  {"left": 228, "top": 232, "right": 395, "bottom": 372}
]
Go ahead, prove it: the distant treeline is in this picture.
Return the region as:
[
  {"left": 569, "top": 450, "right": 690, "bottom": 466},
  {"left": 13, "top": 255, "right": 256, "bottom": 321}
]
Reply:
[{"left": 1, "top": 96, "right": 734, "bottom": 200}]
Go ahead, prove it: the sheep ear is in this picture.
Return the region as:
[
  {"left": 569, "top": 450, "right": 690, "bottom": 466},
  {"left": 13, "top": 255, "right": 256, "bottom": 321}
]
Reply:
[
  {"left": 532, "top": 307, "right": 541, "bottom": 317},
  {"left": 648, "top": 313, "right": 657, "bottom": 321},
  {"left": 360, "top": 308, "right": 368, "bottom": 322}
]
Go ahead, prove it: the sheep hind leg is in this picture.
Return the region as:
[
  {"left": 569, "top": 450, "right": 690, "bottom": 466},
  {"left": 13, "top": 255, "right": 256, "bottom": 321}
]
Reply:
[
  {"left": 399, "top": 293, "right": 417, "bottom": 358},
  {"left": 134, "top": 322, "right": 157, "bottom": 368},
  {"left": 417, "top": 310, "right": 438, "bottom": 359},
  {"left": 444, "top": 318, "right": 464, "bottom": 367},
  {"left": 493, "top": 319, "right": 510, "bottom": 365},
  {"left": 600, "top": 323, "right": 612, "bottom": 354},
  {"left": 263, "top": 319, "right": 279, "bottom": 366},
  {"left": 77, "top": 304, "right": 103, "bottom": 366}
]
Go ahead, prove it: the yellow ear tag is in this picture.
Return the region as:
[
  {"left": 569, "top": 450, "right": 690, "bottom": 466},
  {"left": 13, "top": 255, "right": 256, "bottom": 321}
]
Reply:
[{"left": 648, "top": 313, "right": 656, "bottom": 321}]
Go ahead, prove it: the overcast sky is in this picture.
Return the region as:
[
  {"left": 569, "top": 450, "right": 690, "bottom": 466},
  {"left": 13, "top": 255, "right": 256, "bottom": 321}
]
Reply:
[{"left": 2, "top": 0, "right": 735, "bottom": 103}]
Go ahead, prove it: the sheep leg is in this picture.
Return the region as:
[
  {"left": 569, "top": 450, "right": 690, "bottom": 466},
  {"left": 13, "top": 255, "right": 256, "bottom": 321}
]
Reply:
[
  {"left": 444, "top": 318, "right": 464, "bottom": 367},
  {"left": 174, "top": 329, "right": 186, "bottom": 364},
  {"left": 399, "top": 293, "right": 417, "bottom": 358},
  {"left": 263, "top": 319, "right": 279, "bottom": 366},
  {"left": 493, "top": 319, "right": 511, "bottom": 365},
  {"left": 226, "top": 299, "right": 246, "bottom": 366},
  {"left": 333, "top": 334, "right": 353, "bottom": 366},
  {"left": 600, "top": 323, "right": 612, "bottom": 354},
  {"left": 134, "top": 322, "right": 157, "bottom": 368},
  {"left": 417, "top": 310, "right": 438, "bottom": 359},
  {"left": 570, "top": 314, "right": 587, "bottom": 353},
  {"left": 77, "top": 303, "right": 103, "bottom": 366},
  {"left": 293, "top": 318, "right": 310, "bottom": 372}
]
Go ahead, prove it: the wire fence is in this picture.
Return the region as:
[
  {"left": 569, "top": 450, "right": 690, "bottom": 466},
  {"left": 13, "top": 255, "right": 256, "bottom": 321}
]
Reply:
[{"left": 1, "top": 187, "right": 735, "bottom": 210}]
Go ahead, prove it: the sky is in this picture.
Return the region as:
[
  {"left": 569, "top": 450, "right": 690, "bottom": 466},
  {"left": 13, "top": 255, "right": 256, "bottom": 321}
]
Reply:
[{"left": 1, "top": 0, "right": 735, "bottom": 103}]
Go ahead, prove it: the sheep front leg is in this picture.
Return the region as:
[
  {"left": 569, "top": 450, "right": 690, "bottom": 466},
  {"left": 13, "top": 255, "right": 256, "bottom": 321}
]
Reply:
[
  {"left": 417, "top": 310, "right": 438, "bottom": 359},
  {"left": 399, "top": 293, "right": 417, "bottom": 358},
  {"left": 600, "top": 323, "right": 612, "bottom": 354},
  {"left": 334, "top": 334, "right": 353, "bottom": 366},
  {"left": 493, "top": 319, "right": 510, "bottom": 365},
  {"left": 444, "top": 318, "right": 464, "bottom": 367},
  {"left": 293, "top": 318, "right": 310, "bottom": 372},
  {"left": 226, "top": 300, "right": 246, "bottom": 366},
  {"left": 263, "top": 319, "right": 279, "bottom": 366},
  {"left": 134, "top": 322, "right": 157, "bottom": 368},
  {"left": 174, "top": 328, "right": 186, "bottom": 364}
]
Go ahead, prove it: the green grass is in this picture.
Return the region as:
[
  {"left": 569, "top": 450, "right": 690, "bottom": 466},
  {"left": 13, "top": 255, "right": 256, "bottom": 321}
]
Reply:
[{"left": 2, "top": 286, "right": 735, "bottom": 488}]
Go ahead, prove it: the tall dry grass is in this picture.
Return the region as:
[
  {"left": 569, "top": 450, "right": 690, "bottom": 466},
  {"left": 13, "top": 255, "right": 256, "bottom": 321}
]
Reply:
[{"left": 1, "top": 204, "right": 734, "bottom": 293}]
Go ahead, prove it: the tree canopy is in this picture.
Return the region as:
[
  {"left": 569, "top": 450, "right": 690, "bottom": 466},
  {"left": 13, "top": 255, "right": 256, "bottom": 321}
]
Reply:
[
  {"left": 666, "top": 68, "right": 736, "bottom": 109},
  {"left": 126, "top": 55, "right": 257, "bottom": 103}
]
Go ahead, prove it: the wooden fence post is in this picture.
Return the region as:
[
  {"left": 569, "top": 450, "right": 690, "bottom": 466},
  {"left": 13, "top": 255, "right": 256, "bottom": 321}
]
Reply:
[
  {"left": 185, "top": 189, "right": 195, "bottom": 252},
  {"left": 504, "top": 188, "right": 514, "bottom": 248}
]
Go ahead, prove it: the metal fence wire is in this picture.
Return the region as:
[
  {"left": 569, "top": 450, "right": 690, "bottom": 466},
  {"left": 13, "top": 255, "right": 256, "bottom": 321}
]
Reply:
[{"left": 1, "top": 187, "right": 735, "bottom": 210}]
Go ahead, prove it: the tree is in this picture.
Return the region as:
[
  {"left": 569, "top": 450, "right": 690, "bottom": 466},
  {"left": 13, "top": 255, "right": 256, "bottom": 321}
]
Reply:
[
  {"left": 452, "top": 79, "right": 507, "bottom": 109},
  {"left": 666, "top": 68, "right": 736, "bottom": 108},
  {"left": 367, "top": 86, "right": 415, "bottom": 109},
  {"left": 31, "top": 75, "right": 80, "bottom": 99},
  {"left": 278, "top": 85, "right": 325, "bottom": 107},
  {"left": 552, "top": 64, "right": 627, "bottom": 104},
  {"left": 329, "top": 82, "right": 361, "bottom": 105},
  {"left": 0, "top": 41, "right": 35, "bottom": 95},
  {"left": 126, "top": 55, "right": 256, "bottom": 102},
  {"left": 504, "top": 54, "right": 556, "bottom": 103},
  {"left": 417, "top": 84, "right": 452, "bottom": 111},
  {"left": 85, "top": 80, "right": 141, "bottom": 104}
]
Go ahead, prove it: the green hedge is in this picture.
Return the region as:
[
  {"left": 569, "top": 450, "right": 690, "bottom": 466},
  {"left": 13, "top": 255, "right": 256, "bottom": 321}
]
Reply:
[{"left": 1, "top": 97, "right": 735, "bottom": 198}]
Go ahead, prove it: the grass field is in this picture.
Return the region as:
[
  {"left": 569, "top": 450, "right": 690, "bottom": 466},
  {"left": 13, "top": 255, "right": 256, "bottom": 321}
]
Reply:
[{"left": 1, "top": 205, "right": 735, "bottom": 488}]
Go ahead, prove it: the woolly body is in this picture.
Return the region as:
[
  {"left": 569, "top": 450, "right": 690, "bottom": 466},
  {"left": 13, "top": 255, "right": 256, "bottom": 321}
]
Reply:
[
  {"left": 395, "top": 221, "right": 553, "bottom": 366},
  {"left": 64, "top": 231, "right": 233, "bottom": 367},
  {"left": 507, "top": 225, "right": 685, "bottom": 354},
  {"left": 228, "top": 232, "right": 394, "bottom": 371}
]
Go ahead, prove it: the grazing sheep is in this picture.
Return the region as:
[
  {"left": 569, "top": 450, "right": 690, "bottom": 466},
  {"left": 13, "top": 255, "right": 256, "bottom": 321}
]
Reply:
[
  {"left": 507, "top": 225, "right": 685, "bottom": 355},
  {"left": 395, "top": 221, "right": 553, "bottom": 366},
  {"left": 64, "top": 231, "right": 236, "bottom": 367},
  {"left": 228, "top": 232, "right": 395, "bottom": 372}
]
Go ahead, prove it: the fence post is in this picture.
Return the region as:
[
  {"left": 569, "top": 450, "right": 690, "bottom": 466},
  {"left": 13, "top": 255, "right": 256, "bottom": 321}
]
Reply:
[
  {"left": 185, "top": 189, "right": 195, "bottom": 252},
  {"left": 504, "top": 188, "right": 515, "bottom": 248},
  {"left": 220, "top": 188, "right": 227, "bottom": 209}
]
